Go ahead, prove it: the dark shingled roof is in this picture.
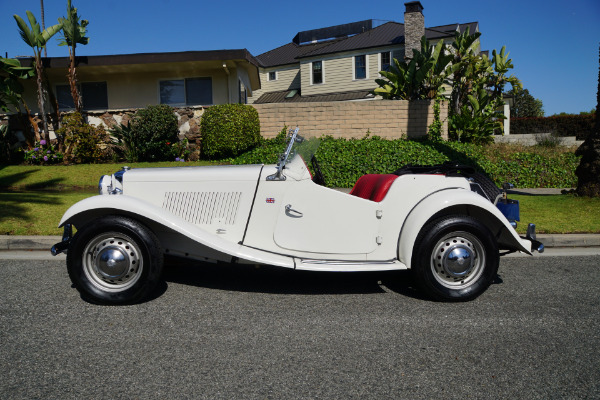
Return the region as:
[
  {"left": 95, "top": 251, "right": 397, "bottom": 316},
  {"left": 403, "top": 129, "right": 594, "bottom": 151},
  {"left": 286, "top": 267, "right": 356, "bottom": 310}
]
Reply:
[
  {"left": 257, "top": 20, "right": 479, "bottom": 67},
  {"left": 253, "top": 89, "right": 374, "bottom": 104},
  {"left": 256, "top": 38, "right": 346, "bottom": 68}
]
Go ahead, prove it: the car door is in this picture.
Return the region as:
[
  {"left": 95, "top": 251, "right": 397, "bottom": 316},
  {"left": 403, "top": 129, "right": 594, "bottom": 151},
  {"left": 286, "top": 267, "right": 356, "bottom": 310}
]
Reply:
[{"left": 273, "top": 182, "right": 380, "bottom": 255}]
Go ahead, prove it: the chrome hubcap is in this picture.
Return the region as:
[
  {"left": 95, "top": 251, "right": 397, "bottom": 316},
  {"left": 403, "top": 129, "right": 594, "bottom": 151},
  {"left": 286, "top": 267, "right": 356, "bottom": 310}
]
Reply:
[
  {"left": 430, "top": 232, "right": 485, "bottom": 289},
  {"left": 82, "top": 233, "right": 143, "bottom": 292}
]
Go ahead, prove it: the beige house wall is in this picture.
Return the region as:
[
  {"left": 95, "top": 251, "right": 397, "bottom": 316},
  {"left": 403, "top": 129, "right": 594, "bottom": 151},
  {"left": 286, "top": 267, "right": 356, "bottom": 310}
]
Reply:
[
  {"left": 299, "top": 46, "right": 405, "bottom": 97},
  {"left": 253, "top": 99, "right": 448, "bottom": 140},
  {"left": 249, "top": 66, "right": 300, "bottom": 103},
  {"left": 20, "top": 61, "right": 251, "bottom": 113}
]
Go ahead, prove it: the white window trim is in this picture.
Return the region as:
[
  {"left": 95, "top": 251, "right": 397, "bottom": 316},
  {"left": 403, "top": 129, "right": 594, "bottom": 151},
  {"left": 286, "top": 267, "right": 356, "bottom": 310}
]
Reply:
[
  {"left": 311, "top": 60, "right": 325, "bottom": 85},
  {"left": 158, "top": 77, "right": 213, "bottom": 106},
  {"left": 268, "top": 71, "right": 277, "bottom": 81},
  {"left": 353, "top": 54, "right": 368, "bottom": 81}
]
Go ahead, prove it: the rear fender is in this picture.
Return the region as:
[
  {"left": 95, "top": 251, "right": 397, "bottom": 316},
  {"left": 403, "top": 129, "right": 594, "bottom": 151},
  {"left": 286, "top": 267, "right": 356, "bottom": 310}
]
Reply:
[{"left": 397, "top": 189, "right": 532, "bottom": 268}]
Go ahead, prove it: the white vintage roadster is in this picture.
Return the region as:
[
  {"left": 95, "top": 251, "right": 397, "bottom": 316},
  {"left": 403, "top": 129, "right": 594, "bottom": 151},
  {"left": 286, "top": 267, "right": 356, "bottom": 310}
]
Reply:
[{"left": 53, "top": 127, "right": 543, "bottom": 304}]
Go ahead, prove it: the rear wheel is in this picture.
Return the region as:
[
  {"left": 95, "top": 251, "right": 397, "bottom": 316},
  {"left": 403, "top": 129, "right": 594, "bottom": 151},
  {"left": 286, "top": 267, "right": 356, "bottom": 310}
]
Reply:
[
  {"left": 412, "top": 215, "right": 499, "bottom": 301},
  {"left": 67, "top": 216, "right": 163, "bottom": 305}
]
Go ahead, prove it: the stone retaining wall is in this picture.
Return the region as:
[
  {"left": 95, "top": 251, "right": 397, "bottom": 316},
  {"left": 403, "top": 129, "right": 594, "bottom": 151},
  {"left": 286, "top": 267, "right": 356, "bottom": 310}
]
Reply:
[{"left": 253, "top": 99, "right": 448, "bottom": 139}]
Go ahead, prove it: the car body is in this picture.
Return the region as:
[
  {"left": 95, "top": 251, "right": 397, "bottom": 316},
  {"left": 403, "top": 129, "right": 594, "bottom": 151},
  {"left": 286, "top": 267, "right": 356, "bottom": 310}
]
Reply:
[{"left": 53, "top": 128, "right": 543, "bottom": 304}]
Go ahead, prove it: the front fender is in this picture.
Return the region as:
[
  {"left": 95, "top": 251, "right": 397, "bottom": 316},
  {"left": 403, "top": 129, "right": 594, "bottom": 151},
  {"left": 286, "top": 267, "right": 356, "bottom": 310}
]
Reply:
[
  {"left": 59, "top": 195, "right": 295, "bottom": 268},
  {"left": 397, "top": 189, "right": 533, "bottom": 268}
]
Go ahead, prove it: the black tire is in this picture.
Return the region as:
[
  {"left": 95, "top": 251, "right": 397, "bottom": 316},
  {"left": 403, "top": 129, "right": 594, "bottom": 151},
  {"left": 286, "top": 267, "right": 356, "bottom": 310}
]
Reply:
[
  {"left": 67, "top": 216, "right": 163, "bottom": 305},
  {"left": 412, "top": 215, "right": 499, "bottom": 301}
]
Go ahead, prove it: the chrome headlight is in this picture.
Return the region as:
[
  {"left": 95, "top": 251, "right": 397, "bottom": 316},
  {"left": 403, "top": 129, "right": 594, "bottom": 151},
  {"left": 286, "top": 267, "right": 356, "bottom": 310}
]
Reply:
[
  {"left": 98, "top": 166, "right": 128, "bottom": 195},
  {"left": 98, "top": 175, "right": 113, "bottom": 195}
]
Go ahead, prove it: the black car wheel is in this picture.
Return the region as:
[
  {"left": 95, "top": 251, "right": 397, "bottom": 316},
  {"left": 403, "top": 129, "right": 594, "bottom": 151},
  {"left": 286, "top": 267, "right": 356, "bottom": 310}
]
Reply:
[
  {"left": 67, "top": 216, "right": 163, "bottom": 305},
  {"left": 412, "top": 215, "right": 499, "bottom": 301}
]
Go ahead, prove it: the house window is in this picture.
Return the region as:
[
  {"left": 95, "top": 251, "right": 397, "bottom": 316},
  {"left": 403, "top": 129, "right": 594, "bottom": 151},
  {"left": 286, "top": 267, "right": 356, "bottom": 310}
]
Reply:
[
  {"left": 268, "top": 71, "right": 277, "bottom": 81},
  {"left": 56, "top": 82, "right": 108, "bottom": 110},
  {"left": 381, "top": 52, "right": 391, "bottom": 72},
  {"left": 160, "top": 77, "right": 212, "bottom": 106},
  {"left": 312, "top": 61, "right": 323, "bottom": 84},
  {"left": 354, "top": 55, "right": 367, "bottom": 79}
]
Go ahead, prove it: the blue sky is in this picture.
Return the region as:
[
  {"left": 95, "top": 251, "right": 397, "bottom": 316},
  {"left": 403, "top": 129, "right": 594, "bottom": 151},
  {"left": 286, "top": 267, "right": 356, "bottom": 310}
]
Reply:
[{"left": 1, "top": 0, "right": 599, "bottom": 115}]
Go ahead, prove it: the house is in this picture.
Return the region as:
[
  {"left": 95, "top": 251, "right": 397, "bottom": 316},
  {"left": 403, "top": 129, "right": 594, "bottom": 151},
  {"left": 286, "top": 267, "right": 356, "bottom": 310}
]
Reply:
[
  {"left": 249, "top": 1, "right": 479, "bottom": 104},
  {"left": 17, "top": 49, "right": 261, "bottom": 113}
]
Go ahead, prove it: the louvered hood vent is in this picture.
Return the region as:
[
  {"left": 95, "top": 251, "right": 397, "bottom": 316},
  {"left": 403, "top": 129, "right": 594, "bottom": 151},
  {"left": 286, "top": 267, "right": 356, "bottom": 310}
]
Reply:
[{"left": 162, "top": 192, "right": 242, "bottom": 225}]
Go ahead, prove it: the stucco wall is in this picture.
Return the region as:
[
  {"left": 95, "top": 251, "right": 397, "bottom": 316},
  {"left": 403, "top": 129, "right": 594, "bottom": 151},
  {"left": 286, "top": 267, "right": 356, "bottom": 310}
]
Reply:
[{"left": 252, "top": 99, "right": 448, "bottom": 140}]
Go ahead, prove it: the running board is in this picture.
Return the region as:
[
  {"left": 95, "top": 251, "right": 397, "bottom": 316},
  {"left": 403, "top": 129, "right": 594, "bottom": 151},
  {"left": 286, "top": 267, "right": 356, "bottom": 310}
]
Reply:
[{"left": 295, "top": 259, "right": 407, "bottom": 272}]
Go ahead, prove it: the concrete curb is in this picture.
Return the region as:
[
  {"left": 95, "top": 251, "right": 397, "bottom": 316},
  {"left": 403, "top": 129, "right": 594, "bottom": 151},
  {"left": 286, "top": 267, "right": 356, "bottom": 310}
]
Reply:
[{"left": 1, "top": 234, "right": 599, "bottom": 252}]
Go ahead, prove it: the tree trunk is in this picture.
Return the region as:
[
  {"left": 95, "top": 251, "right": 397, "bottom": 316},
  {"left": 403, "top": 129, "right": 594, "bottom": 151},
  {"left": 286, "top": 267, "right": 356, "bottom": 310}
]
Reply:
[
  {"left": 34, "top": 54, "right": 50, "bottom": 144},
  {"left": 575, "top": 44, "right": 600, "bottom": 197},
  {"left": 69, "top": 47, "right": 82, "bottom": 113}
]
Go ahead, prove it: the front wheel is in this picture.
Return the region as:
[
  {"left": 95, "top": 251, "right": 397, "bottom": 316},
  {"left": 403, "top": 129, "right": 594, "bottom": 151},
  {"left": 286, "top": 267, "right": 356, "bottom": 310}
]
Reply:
[
  {"left": 67, "top": 216, "right": 163, "bottom": 305},
  {"left": 412, "top": 216, "right": 499, "bottom": 301}
]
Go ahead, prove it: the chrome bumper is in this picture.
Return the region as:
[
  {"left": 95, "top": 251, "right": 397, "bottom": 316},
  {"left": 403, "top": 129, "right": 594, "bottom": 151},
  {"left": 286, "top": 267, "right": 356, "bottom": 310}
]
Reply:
[{"left": 51, "top": 224, "right": 72, "bottom": 256}]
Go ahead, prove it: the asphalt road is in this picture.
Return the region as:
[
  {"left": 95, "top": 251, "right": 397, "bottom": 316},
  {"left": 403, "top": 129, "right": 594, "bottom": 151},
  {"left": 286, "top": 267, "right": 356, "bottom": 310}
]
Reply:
[{"left": 1, "top": 254, "right": 599, "bottom": 399}]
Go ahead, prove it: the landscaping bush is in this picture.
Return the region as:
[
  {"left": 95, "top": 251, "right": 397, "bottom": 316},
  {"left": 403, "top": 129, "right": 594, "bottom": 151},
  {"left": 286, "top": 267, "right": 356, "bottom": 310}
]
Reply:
[
  {"left": 229, "top": 135, "right": 580, "bottom": 189},
  {"left": 21, "top": 140, "right": 63, "bottom": 164},
  {"left": 124, "top": 104, "right": 180, "bottom": 162},
  {"left": 511, "top": 113, "right": 595, "bottom": 140},
  {"left": 56, "top": 112, "right": 106, "bottom": 164},
  {"left": 200, "top": 104, "right": 261, "bottom": 159}
]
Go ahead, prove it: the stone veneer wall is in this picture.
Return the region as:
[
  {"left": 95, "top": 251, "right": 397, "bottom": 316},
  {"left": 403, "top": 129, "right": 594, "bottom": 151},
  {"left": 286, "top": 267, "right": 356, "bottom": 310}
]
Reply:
[{"left": 252, "top": 100, "right": 448, "bottom": 140}]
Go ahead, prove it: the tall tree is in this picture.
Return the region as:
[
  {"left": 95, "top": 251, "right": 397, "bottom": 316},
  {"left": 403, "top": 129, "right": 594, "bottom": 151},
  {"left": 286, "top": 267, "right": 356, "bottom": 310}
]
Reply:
[
  {"left": 40, "top": 0, "right": 46, "bottom": 57},
  {"left": 575, "top": 44, "right": 600, "bottom": 197},
  {"left": 507, "top": 88, "right": 544, "bottom": 118},
  {"left": 58, "top": 0, "right": 89, "bottom": 113},
  {"left": 13, "top": 11, "right": 62, "bottom": 144}
]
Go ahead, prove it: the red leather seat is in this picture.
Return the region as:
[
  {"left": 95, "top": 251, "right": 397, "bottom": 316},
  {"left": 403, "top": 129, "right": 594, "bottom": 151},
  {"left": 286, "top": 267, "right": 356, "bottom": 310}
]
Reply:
[{"left": 349, "top": 174, "right": 398, "bottom": 202}]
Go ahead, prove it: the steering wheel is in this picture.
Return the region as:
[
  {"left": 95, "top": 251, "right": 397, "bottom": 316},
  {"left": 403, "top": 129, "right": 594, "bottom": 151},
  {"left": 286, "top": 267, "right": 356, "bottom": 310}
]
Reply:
[{"left": 311, "top": 155, "right": 326, "bottom": 186}]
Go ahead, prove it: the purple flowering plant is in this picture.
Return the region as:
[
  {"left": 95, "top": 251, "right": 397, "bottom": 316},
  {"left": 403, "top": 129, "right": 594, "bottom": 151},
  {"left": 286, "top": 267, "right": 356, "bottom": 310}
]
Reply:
[{"left": 22, "top": 141, "right": 64, "bottom": 165}]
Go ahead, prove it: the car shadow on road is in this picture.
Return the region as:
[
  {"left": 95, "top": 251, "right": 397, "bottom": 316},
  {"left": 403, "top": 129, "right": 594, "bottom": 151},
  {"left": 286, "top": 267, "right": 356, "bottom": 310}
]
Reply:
[{"left": 160, "top": 256, "right": 428, "bottom": 299}]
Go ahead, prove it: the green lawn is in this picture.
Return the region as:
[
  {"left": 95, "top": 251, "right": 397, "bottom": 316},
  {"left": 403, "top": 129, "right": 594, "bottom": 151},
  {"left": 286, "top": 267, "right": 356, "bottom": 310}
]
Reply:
[
  {"left": 0, "top": 161, "right": 217, "bottom": 190},
  {"left": 514, "top": 194, "right": 600, "bottom": 234}
]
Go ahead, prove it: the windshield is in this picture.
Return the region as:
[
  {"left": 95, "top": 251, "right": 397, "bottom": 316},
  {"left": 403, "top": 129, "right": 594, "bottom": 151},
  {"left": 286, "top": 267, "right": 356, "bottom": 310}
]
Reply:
[{"left": 267, "top": 127, "right": 320, "bottom": 181}]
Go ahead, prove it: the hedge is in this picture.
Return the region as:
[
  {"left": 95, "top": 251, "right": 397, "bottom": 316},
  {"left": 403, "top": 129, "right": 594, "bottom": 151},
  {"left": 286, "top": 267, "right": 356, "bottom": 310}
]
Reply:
[
  {"left": 229, "top": 136, "right": 580, "bottom": 189},
  {"left": 200, "top": 104, "right": 261, "bottom": 159},
  {"left": 511, "top": 114, "right": 595, "bottom": 140}
]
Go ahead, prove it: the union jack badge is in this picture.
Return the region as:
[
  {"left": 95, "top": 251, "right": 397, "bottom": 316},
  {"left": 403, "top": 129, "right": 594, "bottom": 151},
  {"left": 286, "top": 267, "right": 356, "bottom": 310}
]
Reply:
[{"left": 266, "top": 197, "right": 275, "bottom": 204}]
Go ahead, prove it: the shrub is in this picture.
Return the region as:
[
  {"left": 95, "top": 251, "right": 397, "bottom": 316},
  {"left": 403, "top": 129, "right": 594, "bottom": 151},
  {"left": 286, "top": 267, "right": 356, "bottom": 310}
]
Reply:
[
  {"left": 230, "top": 136, "right": 580, "bottom": 189},
  {"left": 108, "top": 106, "right": 181, "bottom": 162},
  {"left": 21, "top": 139, "right": 64, "bottom": 165},
  {"left": 200, "top": 104, "right": 261, "bottom": 159},
  {"left": 125, "top": 104, "right": 180, "bottom": 162},
  {"left": 511, "top": 113, "right": 595, "bottom": 140},
  {"left": 56, "top": 112, "right": 106, "bottom": 164}
]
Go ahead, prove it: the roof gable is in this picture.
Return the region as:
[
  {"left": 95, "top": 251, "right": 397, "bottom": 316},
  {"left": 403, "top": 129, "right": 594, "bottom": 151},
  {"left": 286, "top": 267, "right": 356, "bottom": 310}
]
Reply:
[{"left": 258, "top": 20, "right": 479, "bottom": 66}]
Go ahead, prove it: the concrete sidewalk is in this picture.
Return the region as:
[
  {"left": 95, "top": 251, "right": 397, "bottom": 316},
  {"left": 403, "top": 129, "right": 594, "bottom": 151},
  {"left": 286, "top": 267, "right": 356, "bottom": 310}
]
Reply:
[{"left": 1, "top": 233, "right": 599, "bottom": 251}]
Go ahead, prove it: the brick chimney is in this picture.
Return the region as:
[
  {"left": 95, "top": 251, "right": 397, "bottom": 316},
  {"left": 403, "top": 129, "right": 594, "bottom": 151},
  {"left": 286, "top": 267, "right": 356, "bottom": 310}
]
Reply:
[{"left": 404, "top": 1, "right": 425, "bottom": 60}]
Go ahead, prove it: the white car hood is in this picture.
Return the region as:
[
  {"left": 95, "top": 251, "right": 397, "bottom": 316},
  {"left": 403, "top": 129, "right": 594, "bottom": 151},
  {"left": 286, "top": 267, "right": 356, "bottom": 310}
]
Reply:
[{"left": 123, "top": 164, "right": 265, "bottom": 183}]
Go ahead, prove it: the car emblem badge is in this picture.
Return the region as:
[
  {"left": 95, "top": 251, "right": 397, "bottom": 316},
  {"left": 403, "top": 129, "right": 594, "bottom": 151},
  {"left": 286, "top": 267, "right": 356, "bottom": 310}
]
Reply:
[{"left": 266, "top": 197, "right": 275, "bottom": 204}]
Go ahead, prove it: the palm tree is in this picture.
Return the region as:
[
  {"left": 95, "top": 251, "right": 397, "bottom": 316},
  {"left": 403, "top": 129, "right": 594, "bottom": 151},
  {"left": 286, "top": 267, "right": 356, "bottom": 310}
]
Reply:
[
  {"left": 575, "top": 44, "right": 600, "bottom": 197},
  {"left": 40, "top": 0, "right": 46, "bottom": 57},
  {"left": 13, "top": 11, "right": 62, "bottom": 144},
  {"left": 58, "top": 0, "right": 89, "bottom": 113}
]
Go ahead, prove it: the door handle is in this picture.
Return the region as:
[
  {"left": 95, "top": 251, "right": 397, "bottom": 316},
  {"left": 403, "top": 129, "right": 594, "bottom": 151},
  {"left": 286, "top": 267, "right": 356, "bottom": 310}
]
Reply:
[{"left": 285, "top": 204, "right": 303, "bottom": 217}]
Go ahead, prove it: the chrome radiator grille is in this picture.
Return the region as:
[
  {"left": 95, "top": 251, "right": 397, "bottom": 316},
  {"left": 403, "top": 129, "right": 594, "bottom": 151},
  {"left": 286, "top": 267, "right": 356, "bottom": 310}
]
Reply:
[{"left": 162, "top": 191, "right": 242, "bottom": 225}]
